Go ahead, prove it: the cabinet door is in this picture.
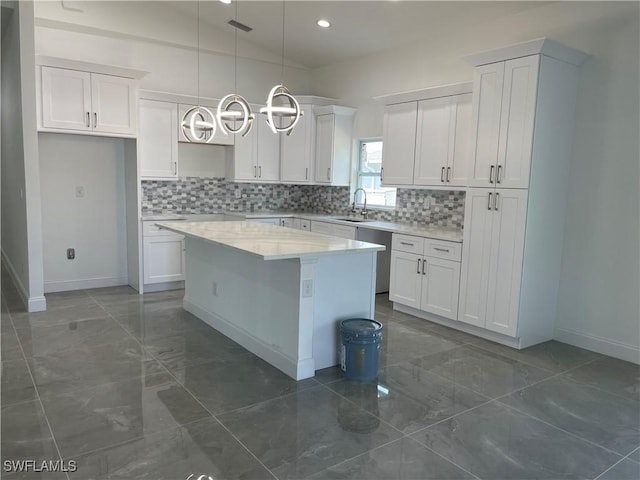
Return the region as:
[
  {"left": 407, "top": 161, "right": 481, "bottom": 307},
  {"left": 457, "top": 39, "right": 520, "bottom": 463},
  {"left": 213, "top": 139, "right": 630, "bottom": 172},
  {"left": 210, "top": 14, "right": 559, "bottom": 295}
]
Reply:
[
  {"left": 389, "top": 250, "right": 422, "bottom": 309},
  {"left": 469, "top": 62, "right": 505, "bottom": 187},
  {"left": 256, "top": 116, "right": 280, "bottom": 182},
  {"left": 281, "top": 104, "right": 313, "bottom": 183},
  {"left": 177, "top": 103, "right": 234, "bottom": 145},
  {"left": 414, "top": 97, "right": 452, "bottom": 186},
  {"left": 421, "top": 258, "right": 461, "bottom": 320},
  {"left": 310, "top": 221, "right": 332, "bottom": 236},
  {"left": 332, "top": 224, "right": 356, "bottom": 240},
  {"left": 90, "top": 73, "right": 136, "bottom": 135},
  {"left": 281, "top": 218, "right": 294, "bottom": 228},
  {"left": 232, "top": 114, "right": 258, "bottom": 181},
  {"left": 458, "top": 188, "right": 495, "bottom": 327},
  {"left": 248, "top": 218, "right": 280, "bottom": 225},
  {"left": 381, "top": 102, "right": 417, "bottom": 186},
  {"left": 448, "top": 93, "right": 473, "bottom": 187},
  {"left": 496, "top": 56, "right": 539, "bottom": 189},
  {"left": 485, "top": 189, "right": 528, "bottom": 336},
  {"left": 314, "top": 114, "right": 335, "bottom": 184},
  {"left": 139, "top": 100, "right": 178, "bottom": 179},
  {"left": 143, "top": 236, "right": 185, "bottom": 284},
  {"left": 41, "top": 67, "right": 92, "bottom": 131}
]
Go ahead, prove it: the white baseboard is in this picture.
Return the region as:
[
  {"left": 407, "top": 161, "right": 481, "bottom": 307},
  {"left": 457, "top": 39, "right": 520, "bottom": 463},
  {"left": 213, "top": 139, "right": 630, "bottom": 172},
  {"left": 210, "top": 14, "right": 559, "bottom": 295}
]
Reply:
[
  {"left": 554, "top": 327, "right": 640, "bottom": 365},
  {"left": 1, "top": 249, "right": 47, "bottom": 312},
  {"left": 142, "top": 281, "right": 184, "bottom": 293},
  {"left": 184, "top": 296, "right": 315, "bottom": 380},
  {"left": 44, "top": 275, "right": 128, "bottom": 293}
]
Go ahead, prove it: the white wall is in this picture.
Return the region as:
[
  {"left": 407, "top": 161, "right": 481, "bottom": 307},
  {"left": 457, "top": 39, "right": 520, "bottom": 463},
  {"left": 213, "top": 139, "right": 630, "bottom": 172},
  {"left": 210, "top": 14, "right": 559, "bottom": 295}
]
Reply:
[
  {"left": 39, "top": 133, "right": 128, "bottom": 292},
  {"left": 1, "top": 0, "right": 46, "bottom": 311},
  {"left": 311, "top": 2, "right": 640, "bottom": 362}
]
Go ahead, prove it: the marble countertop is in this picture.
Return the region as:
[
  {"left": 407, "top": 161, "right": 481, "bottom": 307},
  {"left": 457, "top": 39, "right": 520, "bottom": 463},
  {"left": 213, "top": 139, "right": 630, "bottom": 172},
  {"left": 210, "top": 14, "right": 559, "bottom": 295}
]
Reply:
[
  {"left": 155, "top": 221, "right": 386, "bottom": 261},
  {"left": 225, "top": 211, "right": 463, "bottom": 243}
]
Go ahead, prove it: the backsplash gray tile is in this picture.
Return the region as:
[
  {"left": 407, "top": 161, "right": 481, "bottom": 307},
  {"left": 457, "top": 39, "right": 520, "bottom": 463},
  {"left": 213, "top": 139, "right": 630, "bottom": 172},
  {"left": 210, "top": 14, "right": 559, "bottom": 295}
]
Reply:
[{"left": 141, "top": 178, "right": 464, "bottom": 228}]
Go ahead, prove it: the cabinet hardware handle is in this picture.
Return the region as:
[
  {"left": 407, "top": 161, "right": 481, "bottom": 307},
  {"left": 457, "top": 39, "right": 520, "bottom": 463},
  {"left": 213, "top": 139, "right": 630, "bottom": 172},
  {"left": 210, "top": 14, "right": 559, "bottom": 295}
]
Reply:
[
  {"left": 259, "top": 166, "right": 262, "bottom": 178},
  {"left": 254, "top": 166, "right": 257, "bottom": 178},
  {"left": 417, "top": 258, "right": 421, "bottom": 274},
  {"left": 305, "top": 167, "right": 308, "bottom": 180},
  {"left": 173, "top": 162, "right": 177, "bottom": 175},
  {"left": 400, "top": 241, "right": 414, "bottom": 246},
  {"left": 93, "top": 112, "right": 97, "bottom": 128},
  {"left": 327, "top": 167, "right": 331, "bottom": 180},
  {"left": 497, "top": 165, "right": 502, "bottom": 184},
  {"left": 380, "top": 167, "right": 384, "bottom": 182},
  {"left": 86, "top": 112, "right": 90, "bottom": 127},
  {"left": 494, "top": 192, "right": 499, "bottom": 211},
  {"left": 446, "top": 166, "right": 451, "bottom": 182},
  {"left": 489, "top": 165, "right": 495, "bottom": 184},
  {"left": 433, "top": 247, "right": 450, "bottom": 253},
  {"left": 441, "top": 167, "right": 445, "bottom": 183},
  {"left": 488, "top": 192, "right": 493, "bottom": 210},
  {"left": 422, "top": 259, "right": 426, "bottom": 275}
]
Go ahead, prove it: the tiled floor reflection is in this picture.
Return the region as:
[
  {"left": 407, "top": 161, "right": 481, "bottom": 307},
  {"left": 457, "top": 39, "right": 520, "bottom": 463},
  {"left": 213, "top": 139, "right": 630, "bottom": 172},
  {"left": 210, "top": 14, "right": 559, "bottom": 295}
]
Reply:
[{"left": 2, "top": 269, "right": 639, "bottom": 480}]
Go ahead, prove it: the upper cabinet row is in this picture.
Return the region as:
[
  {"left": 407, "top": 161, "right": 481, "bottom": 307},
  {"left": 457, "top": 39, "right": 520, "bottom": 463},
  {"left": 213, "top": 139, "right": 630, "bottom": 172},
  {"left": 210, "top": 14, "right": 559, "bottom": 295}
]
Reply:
[
  {"left": 38, "top": 65, "right": 137, "bottom": 137},
  {"left": 139, "top": 97, "right": 355, "bottom": 186},
  {"left": 380, "top": 55, "right": 539, "bottom": 190}
]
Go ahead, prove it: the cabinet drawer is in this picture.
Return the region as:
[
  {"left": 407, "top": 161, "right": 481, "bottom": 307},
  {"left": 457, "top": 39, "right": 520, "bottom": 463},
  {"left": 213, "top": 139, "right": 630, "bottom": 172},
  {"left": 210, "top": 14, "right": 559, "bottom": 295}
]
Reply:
[
  {"left": 392, "top": 234, "right": 425, "bottom": 255},
  {"left": 143, "top": 221, "right": 184, "bottom": 237},
  {"left": 424, "top": 239, "right": 462, "bottom": 262},
  {"left": 332, "top": 225, "right": 356, "bottom": 240},
  {"left": 311, "top": 221, "right": 332, "bottom": 235},
  {"left": 300, "top": 219, "right": 310, "bottom": 231}
]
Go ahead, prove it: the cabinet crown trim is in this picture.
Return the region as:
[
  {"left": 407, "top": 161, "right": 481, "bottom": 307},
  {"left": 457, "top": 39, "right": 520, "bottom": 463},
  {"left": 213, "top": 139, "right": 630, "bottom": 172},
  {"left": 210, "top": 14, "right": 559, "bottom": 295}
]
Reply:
[
  {"left": 464, "top": 37, "right": 588, "bottom": 67},
  {"left": 374, "top": 82, "right": 473, "bottom": 105},
  {"left": 36, "top": 55, "right": 148, "bottom": 79},
  {"left": 313, "top": 105, "right": 356, "bottom": 116}
]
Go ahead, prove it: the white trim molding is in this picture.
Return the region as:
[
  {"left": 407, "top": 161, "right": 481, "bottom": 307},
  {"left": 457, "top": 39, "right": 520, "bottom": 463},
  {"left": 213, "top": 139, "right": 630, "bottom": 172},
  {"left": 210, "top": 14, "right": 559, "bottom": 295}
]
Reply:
[
  {"left": 1, "top": 249, "right": 47, "bottom": 312},
  {"left": 44, "top": 275, "right": 128, "bottom": 293},
  {"left": 554, "top": 327, "right": 640, "bottom": 365}
]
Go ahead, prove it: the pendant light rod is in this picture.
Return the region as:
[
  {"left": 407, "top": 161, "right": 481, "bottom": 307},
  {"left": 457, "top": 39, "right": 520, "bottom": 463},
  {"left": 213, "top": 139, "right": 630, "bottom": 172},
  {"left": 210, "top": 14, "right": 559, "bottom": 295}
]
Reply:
[
  {"left": 281, "top": 0, "right": 285, "bottom": 84},
  {"left": 196, "top": 0, "right": 200, "bottom": 105}
]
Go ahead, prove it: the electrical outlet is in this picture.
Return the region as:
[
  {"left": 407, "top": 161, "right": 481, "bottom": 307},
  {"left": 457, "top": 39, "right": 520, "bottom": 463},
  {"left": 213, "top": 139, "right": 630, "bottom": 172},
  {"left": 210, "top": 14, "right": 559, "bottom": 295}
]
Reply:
[
  {"left": 67, "top": 248, "right": 75, "bottom": 260},
  {"left": 212, "top": 281, "right": 218, "bottom": 296},
  {"left": 302, "top": 279, "right": 313, "bottom": 298},
  {"left": 234, "top": 189, "right": 242, "bottom": 199},
  {"left": 75, "top": 186, "right": 85, "bottom": 198},
  {"left": 284, "top": 190, "right": 289, "bottom": 200},
  {"left": 424, "top": 197, "right": 431, "bottom": 210}
]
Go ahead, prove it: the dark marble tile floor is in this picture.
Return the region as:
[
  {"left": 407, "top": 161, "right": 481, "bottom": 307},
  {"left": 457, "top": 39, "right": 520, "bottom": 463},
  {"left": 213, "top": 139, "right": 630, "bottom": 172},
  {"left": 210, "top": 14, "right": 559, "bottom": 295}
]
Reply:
[{"left": 2, "top": 270, "right": 639, "bottom": 480}]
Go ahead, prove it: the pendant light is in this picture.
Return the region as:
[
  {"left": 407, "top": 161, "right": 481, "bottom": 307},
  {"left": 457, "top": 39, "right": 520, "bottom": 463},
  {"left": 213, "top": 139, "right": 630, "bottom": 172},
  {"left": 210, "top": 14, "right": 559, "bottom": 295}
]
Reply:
[
  {"left": 260, "top": 0, "right": 302, "bottom": 136},
  {"left": 217, "top": 0, "right": 254, "bottom": 136},
  {"left": 181, "top": 0, "right": 217, "bottom": 143}
]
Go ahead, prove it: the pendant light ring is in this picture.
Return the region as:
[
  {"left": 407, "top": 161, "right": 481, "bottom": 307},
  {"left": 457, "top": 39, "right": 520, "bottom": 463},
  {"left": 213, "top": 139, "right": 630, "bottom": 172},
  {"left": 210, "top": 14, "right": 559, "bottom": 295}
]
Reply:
[
  {"left": 217, "top": 94, "right": 255, "bottom": 137},
  {"left": 182, "top": 105, "right": 217, "bottom": 143}
]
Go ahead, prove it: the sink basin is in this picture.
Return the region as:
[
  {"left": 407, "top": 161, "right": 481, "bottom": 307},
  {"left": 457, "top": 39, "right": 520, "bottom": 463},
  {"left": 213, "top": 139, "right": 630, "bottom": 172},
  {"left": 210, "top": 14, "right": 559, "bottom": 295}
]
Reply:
[{"left": 333, "top": 217, "right": 373, "bottom": 223}]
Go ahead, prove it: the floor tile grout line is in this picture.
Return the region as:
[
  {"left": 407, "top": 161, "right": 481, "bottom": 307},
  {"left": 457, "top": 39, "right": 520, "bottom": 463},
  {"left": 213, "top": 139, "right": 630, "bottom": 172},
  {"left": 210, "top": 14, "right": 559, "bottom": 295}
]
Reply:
[
  {"left": 402, "top": 436, "right": 483, "bottom": 480},
  {"left": 494, "top": 398, "right": 631, "bottom": 459},
  {"left": 105, "top": 307, "right": 280, "bottom": 480},
  {"left": 3, "top": 292, "right": 71, "bottom": 480}
]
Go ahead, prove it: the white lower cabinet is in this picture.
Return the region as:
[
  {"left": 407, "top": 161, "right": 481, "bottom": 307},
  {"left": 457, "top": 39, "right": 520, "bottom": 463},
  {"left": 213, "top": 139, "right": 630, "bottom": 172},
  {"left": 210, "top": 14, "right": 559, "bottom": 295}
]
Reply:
[
  {"left": 389, "top": 235, "right": 462, "bottom": 320},
  {"left": 310, "top": 221, "right": 356, "bottom": 239},
  {"left": 142, "top": 223, "right": 185, "bottom": 285},
  {"left": 458, "top": 188, "right": 528, "bottom": 336}
]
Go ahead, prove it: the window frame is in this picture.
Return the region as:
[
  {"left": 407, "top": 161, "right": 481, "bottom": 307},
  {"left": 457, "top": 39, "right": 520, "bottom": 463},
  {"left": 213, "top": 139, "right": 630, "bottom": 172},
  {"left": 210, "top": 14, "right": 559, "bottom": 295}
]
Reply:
[{"left": 355, "top": 138, "right": 396, "bottom": 209}]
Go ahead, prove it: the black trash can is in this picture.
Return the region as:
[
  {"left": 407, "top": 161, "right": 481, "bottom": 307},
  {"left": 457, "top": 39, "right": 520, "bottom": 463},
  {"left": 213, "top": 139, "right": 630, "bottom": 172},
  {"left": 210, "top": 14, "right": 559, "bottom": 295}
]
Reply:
[{"left": 339, "top": 319, "right": 384, "bottom": 382}]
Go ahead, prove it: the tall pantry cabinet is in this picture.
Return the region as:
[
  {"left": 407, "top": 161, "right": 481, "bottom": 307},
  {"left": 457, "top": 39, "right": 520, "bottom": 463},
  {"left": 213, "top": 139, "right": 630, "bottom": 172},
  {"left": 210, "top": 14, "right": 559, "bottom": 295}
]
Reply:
[{"left": 458, "top": 39, "right": 587, "bottom": 347}]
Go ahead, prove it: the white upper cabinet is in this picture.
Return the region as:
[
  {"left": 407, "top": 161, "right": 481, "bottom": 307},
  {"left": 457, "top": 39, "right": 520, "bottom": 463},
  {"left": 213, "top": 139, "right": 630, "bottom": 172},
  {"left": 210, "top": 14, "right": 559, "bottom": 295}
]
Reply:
[
  {"left": 313, "top": 107, "right": 355, "bottom": 186},
  {"left": 139, "top": 100, "right": 178, "bottom": 179},
  {"left": 281, "top": 104, "right": 314, "bottom": 184},
  {"left": 40, "top": 66, "right": 136, "bottom": 137},
  {"left": 381, "top": 102, "right": 417, "bottom": 186},
  {"left": 177, "top": 103, "right": 234, "bottom": 146},
  {"left": 469, "top": 55, "right": 539, "bottom": 188},
  {"left": 228, "top": 104, "right": 280, "bottom": 183},
  {"left": 381, "top": 85, "right": 472, "bottom": 188}
]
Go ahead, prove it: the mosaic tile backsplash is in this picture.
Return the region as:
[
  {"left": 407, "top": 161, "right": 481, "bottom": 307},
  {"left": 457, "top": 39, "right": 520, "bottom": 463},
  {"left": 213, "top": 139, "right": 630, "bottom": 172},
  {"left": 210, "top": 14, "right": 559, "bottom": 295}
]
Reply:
[{"left": 141, "top": 177, "right": 464, "bottom": 228}]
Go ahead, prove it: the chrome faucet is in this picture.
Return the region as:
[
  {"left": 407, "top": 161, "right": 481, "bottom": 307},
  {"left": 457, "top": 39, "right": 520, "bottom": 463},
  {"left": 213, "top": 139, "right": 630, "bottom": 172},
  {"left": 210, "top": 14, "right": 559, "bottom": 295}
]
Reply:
[{"left": 351, "top": 188, "right": 368, "bottom": 218}]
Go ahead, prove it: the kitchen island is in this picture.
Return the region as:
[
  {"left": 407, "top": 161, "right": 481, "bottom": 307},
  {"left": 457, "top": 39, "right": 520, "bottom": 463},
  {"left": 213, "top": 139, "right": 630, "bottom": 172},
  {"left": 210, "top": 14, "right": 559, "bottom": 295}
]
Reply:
[{"left": 155, "top": 221, "right": 385, "bottom": 380}]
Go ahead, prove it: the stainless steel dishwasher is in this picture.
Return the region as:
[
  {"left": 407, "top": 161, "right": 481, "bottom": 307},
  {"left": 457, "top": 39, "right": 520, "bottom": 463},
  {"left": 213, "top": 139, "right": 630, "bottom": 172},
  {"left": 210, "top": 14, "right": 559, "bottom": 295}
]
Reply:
[{"left": 356, "top": 227, "right": 391, "bottom": 294}]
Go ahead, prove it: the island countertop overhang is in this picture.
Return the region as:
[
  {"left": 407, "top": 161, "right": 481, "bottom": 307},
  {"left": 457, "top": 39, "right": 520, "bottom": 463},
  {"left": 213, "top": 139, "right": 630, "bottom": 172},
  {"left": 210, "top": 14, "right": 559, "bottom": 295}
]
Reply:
[{"left": 155, "top": 221, "right": 386, "bottom": 260}]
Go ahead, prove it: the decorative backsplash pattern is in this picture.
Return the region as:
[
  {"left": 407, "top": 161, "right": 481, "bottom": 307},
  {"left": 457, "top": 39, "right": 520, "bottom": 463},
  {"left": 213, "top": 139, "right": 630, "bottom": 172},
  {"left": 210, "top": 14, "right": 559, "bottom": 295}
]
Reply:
[{"left": 142, "top": 177, "right": 464, "bottom": 228}]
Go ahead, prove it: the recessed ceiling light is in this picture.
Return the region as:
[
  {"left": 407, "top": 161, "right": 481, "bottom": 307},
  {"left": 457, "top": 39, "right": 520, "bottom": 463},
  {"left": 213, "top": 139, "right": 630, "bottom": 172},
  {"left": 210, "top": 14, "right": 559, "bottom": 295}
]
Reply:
[
  {"left": 220, "top": 0, "right": 232, "bottom": 4},
  {"left": 317, "top": 19, "right": 331, "bottom": 28}
]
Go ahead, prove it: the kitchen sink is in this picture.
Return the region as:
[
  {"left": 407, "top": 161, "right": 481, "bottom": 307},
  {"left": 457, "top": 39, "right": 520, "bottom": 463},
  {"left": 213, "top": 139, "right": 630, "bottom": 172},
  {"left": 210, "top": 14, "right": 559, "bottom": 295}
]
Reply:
[{"left": 333, "top": 217, "right": 374, "bottom": 223}]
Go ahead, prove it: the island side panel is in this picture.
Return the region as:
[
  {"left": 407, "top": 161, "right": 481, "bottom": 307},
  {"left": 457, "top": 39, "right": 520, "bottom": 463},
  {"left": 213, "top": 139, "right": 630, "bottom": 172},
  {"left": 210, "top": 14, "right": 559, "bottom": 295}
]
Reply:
[
  {"left": 312, "top": 250, "right": 378, "bottom": 370},
  {"left": 182, "top": 238, "right": 308, "bottom": 378}
]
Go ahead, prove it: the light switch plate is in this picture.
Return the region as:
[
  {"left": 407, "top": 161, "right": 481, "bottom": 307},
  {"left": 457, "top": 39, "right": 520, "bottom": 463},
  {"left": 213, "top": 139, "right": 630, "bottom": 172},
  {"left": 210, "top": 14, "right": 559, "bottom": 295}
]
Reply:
[{"left": 302, "top": 279, "right": 313, "bottom": 298}]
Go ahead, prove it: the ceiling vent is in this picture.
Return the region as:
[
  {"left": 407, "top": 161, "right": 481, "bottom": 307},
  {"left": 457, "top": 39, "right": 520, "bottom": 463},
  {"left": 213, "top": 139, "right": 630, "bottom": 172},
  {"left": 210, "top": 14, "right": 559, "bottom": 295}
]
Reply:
[{"left": 228, "top": 19, "right": 252, "bottom": 33}]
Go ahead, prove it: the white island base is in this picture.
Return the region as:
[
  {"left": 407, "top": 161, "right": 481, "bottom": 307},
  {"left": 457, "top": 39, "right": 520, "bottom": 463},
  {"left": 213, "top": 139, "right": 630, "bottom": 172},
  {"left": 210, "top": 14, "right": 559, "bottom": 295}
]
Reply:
[{"left": 181, "top": 237, "right": 379, "bottom": 380}]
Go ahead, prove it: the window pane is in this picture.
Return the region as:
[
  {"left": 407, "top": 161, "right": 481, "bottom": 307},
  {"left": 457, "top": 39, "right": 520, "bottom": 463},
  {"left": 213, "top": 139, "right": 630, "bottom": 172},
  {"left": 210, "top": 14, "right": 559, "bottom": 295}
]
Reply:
[
  {"left": 359, "top": 140, "right": 383, "bottom": 174},
  {"left": 357, "top": 173, "right": 397, "bottom": 208}
]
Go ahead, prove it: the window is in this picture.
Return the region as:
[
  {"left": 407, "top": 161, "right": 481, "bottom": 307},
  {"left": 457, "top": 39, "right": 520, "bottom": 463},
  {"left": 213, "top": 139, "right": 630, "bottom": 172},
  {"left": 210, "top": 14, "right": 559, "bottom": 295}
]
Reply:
[{"left": 356, "top": 139, "right": 396, "bottom": 208}]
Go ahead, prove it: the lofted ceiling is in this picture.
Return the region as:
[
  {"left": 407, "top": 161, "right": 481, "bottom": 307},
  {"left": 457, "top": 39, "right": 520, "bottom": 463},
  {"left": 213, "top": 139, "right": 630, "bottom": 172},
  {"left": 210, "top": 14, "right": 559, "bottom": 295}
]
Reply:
[{"left": 166, "top": 1, "right": 553, "bottom": 69}]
